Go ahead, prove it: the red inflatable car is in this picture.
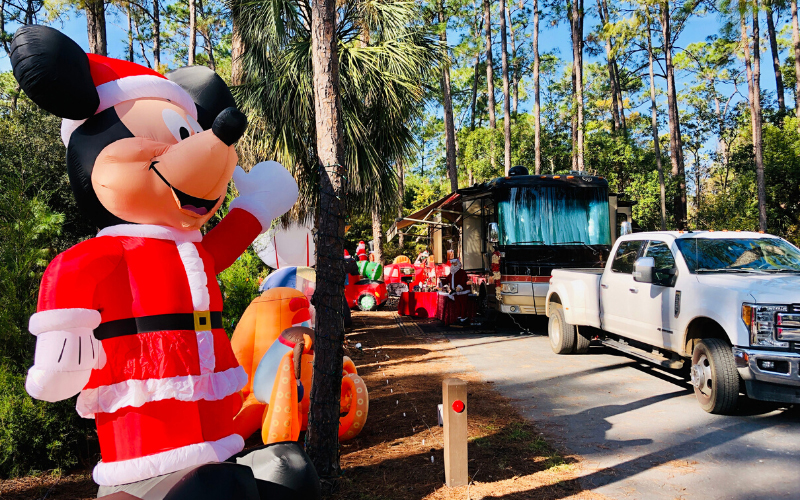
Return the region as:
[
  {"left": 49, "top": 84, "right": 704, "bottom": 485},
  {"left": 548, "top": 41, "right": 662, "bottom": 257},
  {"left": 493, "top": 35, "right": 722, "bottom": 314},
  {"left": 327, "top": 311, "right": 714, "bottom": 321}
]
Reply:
[
  {"left": 382, "top": 263, "right": 425, "bottom": 296},
  {"left": 345, "top": 272, "right": 388, "bottom": 311}
]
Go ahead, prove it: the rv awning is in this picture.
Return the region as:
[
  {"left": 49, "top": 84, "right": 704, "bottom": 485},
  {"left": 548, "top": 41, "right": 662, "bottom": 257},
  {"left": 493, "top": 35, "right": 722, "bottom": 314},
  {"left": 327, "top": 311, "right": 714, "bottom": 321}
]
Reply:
[{"left": 395, "top": 193, "right": 461, "bottom": 230}]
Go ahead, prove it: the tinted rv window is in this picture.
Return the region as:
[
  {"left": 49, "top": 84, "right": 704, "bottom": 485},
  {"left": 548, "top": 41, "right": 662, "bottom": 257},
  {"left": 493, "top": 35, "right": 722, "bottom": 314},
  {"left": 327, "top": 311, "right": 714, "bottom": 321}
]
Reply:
[{"left": 497, "top": 185, "right": 610, "bottom": 246}]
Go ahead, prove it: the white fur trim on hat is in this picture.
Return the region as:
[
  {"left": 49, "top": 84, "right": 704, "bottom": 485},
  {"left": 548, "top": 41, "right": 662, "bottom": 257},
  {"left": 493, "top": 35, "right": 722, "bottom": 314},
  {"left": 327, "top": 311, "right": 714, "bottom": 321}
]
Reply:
[{"left": 60, "top": 75, "right": 197, "bottom": 147}]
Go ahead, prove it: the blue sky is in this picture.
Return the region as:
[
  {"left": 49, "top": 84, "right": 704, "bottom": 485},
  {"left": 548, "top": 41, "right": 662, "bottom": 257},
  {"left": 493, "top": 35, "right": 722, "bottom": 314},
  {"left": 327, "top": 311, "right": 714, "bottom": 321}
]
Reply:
[{"left": 0, "top": 6, "right": 781, "bottom": 153}]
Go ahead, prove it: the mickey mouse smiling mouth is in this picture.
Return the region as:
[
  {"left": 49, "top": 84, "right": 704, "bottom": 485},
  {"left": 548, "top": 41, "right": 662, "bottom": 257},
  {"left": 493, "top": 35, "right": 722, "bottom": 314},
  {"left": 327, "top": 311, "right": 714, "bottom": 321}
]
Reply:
[{"left": 149, "top": 161, "right": 220, "bottom": 217}]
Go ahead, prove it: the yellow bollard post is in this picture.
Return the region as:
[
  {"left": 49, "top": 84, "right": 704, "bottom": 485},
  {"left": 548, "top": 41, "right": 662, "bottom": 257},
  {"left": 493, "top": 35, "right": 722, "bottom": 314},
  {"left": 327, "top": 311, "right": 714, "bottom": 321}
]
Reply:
[{"left": 442, "top": 377, "right": 468, "bottom": 487}]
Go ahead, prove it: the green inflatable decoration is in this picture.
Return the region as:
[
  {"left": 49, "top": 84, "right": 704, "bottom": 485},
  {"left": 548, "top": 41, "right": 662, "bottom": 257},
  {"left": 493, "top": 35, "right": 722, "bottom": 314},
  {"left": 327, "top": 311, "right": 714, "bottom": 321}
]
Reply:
[{"left": 357, "top": 261, "right": 383, "bottom": 281}]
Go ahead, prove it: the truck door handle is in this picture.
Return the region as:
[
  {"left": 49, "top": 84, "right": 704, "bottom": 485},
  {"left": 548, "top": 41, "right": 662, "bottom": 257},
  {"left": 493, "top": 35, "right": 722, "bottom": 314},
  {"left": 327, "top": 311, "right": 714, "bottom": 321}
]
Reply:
[
  {"left": 629, "top": 288, "right": 638, "bottom": 293},
  {"left": 601, "top": 284, "right": 608, "bottom": 289}
]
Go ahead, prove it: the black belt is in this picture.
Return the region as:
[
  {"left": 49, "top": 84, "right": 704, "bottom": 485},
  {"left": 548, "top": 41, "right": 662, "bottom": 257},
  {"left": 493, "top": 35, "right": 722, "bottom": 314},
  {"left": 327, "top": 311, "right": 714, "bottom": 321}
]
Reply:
[{"left": 94, "top": 312, "right": 223, "bottom": 340}]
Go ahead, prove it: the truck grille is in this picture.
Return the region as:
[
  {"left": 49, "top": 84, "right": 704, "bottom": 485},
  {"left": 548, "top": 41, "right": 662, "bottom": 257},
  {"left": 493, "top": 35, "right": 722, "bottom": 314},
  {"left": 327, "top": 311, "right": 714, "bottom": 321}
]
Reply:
[{"left": 776, "top": 313, "right": 800, "bottom": 342}]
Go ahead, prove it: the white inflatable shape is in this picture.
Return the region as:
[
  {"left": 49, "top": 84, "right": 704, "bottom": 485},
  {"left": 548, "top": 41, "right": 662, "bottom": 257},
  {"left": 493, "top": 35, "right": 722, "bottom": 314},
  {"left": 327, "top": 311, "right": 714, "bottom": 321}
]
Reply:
[{"left": 254, "top": 221, "right": 316, "bottom": 269}]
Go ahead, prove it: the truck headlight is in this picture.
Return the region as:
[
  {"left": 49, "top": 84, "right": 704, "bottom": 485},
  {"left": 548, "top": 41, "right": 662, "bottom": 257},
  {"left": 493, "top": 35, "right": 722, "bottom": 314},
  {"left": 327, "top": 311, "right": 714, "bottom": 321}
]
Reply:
[
  {"left": 742, "top": 303, "right": 789, "bottom": 348},
  {"left": 501, "top": 283, "right": 518, "bottom": 294}
]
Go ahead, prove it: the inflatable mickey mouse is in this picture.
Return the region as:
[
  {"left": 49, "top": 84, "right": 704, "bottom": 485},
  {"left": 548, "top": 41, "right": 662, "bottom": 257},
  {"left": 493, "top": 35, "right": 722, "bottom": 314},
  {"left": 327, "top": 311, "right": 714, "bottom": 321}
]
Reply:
[{"left": 10, "top": 26, "right": 319, "bottom": 500}]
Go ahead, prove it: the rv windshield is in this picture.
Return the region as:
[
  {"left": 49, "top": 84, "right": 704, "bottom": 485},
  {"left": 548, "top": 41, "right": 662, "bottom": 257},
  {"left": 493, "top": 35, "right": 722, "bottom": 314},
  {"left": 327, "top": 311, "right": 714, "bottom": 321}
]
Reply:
[{"left": 497, "top": 185, "right": 611, "bottom": 246}]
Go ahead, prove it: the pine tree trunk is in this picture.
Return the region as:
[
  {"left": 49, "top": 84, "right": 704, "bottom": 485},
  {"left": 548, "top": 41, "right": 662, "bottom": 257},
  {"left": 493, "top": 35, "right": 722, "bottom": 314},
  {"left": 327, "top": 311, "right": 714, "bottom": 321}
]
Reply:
[
  {"left": 470, "top": 4, "right": 482, "bottom": 131},
  {"left": 231, "top": 17, "right": 245, "bottom": 85},
  {"left": 533, "top": 0, "right": 541, "bottom": 174},
  {"left": 766, "top": 5, "right": 785, "bottom": 115},
  {"left": 398, "top": 161, "right": 405, "bottom": 247},
  {"left": 153, "top": 0, "right": 161, "bottom": 69},
  {"left": 661, "top": 1, "right": 686, "bottom": 229},
  {"left": 127, "top": 3, "right": 134, "bottom": 61},
  {"left": 793, "top": 0, "right": 800, "bottom": 124},
  {"left": 614, "top": 60, "right": 626, "bottom": 131},
  {"left": 483, "top": 0, "right": 496, "bottom": 129},
  {"left": 439, "top": 2, "right": 459, "bottom": 192},
  {"left": 750, "top": 5, "right": 767, "bottom": 232},
  {"left": 306, "top": 0, "right": 347, "bottom": 483},
  {"left": 648, "top": 19, "right": 666, "bottom": 231},
  {"left": 371, "top": 205, "right": 384, "bottom": 264},
  {"left": 188, "top": 0, "right": 196, "bottom": 65},
  {"left": 568, "top": 0, "right": 584, "bottom": 171},
  {"left": 597, "top": 0, "right": 619, "bottom": 132},
  {"left": 85, "top": 0, "right": 107, "bottom": 56},
  {"left": 508, "top": 9, "right": 518, "bottom": 117},
  {"left": 499, "top": 0, "right": 511, "bottom": 175}
]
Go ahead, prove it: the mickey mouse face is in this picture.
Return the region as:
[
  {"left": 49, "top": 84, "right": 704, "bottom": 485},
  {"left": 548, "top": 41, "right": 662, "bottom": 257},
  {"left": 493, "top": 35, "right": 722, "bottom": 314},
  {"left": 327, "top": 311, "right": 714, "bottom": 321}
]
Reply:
[
  {"left": 10, "top": 25, "right": 247, "bottom": 231},
  {"left": 73, "top": 98, "right": 242, "bottom": 230}
]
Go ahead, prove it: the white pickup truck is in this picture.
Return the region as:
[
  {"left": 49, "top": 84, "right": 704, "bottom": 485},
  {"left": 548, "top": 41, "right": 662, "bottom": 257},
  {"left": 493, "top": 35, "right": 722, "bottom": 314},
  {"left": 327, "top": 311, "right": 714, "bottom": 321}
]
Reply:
[{"left": 546, "top": 231, "right": 800, "bottom": 414}]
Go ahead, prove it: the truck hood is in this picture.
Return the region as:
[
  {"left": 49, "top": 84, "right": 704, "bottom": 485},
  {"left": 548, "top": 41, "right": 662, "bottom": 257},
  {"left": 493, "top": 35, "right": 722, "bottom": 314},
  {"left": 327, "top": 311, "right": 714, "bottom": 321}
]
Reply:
[{"left": 695, "top": 273, "right": 800, "bottom": 303}]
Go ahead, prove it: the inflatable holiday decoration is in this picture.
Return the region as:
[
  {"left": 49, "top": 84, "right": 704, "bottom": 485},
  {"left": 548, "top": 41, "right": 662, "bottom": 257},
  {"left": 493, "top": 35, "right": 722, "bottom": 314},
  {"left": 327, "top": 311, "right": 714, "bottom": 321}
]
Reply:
[
  {"left": 230, "top": 288, "right": 312, "bottom": 440},
  {"left": 254, "top": 222, "right": 316, "bottom": 269},
  {"left": 11, "top": 25, "right": 317, "bottom": 499},
  {"left": 356, "top": 241, "right": 368, "bottom": 261},
  {"left": 259, "top": 266, "right": 317, "bottom": 326},
  {"left": 233, "top": 294, "right": 369, "bottom": 443}
]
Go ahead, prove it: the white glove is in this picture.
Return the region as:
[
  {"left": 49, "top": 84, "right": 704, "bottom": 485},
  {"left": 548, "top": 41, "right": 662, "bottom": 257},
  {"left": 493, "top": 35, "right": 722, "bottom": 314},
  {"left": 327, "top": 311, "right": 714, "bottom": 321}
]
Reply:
[
  {"left": 229, "top": 161, "right": 299, "bottom": 233},
  {"left": 26, "top": 308, "right": 102, "bottom": 402}
]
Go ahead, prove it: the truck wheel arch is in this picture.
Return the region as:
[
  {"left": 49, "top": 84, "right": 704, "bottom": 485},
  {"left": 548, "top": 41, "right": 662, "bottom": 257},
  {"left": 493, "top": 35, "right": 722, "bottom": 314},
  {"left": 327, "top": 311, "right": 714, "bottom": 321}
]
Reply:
[
  {"left": 546, "top": 292, "right": 561, "bottom": 317},
  {"left": 683, "top": 317, "right": 729, "bottom": 357}
]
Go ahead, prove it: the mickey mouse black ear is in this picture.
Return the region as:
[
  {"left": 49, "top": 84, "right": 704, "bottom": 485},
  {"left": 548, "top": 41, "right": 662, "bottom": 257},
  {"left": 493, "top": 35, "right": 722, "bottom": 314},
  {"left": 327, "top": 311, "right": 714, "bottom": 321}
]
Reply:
[
  {"left": 10, "top": 25, "right": 99, "bottom": 120},
  {"left": 166, "top": 66, "right": 237, "bottom": 130}
]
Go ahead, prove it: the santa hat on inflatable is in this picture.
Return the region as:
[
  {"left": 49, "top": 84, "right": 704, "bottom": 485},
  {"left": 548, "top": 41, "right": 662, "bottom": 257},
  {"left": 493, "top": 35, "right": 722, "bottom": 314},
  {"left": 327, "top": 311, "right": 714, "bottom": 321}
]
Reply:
[{"left": 60, "top": 54, "right": 198, "bottom": 147}]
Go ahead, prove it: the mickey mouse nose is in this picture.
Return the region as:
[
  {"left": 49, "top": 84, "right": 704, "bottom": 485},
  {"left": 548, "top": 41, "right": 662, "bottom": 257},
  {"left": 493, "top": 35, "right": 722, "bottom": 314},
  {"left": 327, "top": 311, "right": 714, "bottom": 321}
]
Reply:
[{"left": 212, "top": 107, "right": 248, "bottom": 146}]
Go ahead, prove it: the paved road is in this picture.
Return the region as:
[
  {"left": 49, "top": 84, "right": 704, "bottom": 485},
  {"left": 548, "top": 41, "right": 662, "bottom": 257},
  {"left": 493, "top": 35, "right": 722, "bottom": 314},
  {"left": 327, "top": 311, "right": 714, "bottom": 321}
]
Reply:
[{"left": 443, "top": 323, "right": 800, "bottom": 500}]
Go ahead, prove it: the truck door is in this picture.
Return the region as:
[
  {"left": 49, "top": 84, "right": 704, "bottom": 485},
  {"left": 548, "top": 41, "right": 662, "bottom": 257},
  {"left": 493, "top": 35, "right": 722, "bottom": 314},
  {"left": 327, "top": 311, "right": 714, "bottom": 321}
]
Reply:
[
  {"left": 600, "top": 239, "right": 646, "bottom": 339},
  {"left": 632, "top": 240, "right": 679, "bottom": 350}
]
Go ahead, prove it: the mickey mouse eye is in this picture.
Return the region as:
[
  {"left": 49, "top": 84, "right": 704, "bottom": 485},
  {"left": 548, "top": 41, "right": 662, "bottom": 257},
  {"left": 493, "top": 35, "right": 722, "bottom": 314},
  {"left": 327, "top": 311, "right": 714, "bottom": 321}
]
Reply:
[
  {"left": 186, "top": 115, "right": 204, "bottom": 135},
  {"left": 162, "top": 109, "right": 193, "bottom": 142}
]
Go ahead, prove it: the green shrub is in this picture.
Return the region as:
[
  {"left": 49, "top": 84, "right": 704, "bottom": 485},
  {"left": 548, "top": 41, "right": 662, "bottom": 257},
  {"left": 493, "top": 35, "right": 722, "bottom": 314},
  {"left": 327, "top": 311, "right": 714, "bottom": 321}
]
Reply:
[
  {"left": 218, "top": 248, "right": 269, "bottom": 337},
  {"left": 0, "top": 365, "right": 96, "bottom": 478}
]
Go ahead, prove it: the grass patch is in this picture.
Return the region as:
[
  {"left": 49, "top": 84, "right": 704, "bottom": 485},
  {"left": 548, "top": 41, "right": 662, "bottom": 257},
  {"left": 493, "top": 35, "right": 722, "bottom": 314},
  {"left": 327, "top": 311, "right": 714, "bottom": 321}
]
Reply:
[{"left": 503, "top": 422, "right": 533, "bottom": 442}]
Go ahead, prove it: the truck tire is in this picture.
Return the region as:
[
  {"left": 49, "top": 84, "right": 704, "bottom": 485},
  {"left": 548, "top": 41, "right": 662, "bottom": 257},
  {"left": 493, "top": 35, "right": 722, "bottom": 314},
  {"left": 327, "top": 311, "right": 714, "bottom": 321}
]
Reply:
[
  {"left": 548, "top": 303, "right": 576, "bottom": 354},
  {"left": 690, "top": 338, "right": 740, "bottom": 414},
  {"left": 574, "top": 326, "right": 591, "bottom": 354}
]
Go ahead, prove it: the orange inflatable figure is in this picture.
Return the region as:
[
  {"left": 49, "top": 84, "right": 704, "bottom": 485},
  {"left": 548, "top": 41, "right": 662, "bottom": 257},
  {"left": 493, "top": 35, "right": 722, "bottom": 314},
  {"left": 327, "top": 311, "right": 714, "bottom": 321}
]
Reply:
[
  {"left": 230, "top": 288, "right": 311, "bottom": 440},
  {"left": 233, "top": 287, "right": 369, "bottom": 443}
]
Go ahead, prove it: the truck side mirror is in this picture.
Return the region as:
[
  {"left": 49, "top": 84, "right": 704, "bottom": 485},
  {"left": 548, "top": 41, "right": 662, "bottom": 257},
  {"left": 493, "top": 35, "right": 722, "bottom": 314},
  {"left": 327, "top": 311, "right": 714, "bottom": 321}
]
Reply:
[
  {"left": 633, "top": 257, "right": 655, "bottom": 283},
  {"left": 488, "top": 222, "right": 499, "bottom": 243}
]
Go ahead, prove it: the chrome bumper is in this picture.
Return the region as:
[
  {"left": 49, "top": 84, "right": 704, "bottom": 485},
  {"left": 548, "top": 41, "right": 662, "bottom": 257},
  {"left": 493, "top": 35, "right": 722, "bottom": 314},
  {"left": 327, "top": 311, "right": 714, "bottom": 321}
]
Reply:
[{"left": 733, "top": 347, "right": 800, "bottom": 387}]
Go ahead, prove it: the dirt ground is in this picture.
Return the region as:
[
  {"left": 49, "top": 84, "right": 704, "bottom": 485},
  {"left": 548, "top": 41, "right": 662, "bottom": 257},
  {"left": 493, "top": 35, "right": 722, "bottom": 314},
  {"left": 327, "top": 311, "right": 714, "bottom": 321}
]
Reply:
[{"left": 0, "top": 311, "right": 605, "bottom": 500}]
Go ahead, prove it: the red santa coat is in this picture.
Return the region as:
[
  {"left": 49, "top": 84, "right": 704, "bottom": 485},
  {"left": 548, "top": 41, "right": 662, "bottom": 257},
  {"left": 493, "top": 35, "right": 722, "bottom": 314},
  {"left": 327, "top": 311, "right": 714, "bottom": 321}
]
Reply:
[{"left": 35, "top": 209, "right": 261, "bottom": 486}]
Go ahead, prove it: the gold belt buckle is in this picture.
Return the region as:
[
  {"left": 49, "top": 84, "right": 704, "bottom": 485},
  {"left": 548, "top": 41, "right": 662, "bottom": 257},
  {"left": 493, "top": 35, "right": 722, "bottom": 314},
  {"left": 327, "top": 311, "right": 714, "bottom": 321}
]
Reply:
[{"left": 193, "top": 310, "right": 212, "bottom": 331}]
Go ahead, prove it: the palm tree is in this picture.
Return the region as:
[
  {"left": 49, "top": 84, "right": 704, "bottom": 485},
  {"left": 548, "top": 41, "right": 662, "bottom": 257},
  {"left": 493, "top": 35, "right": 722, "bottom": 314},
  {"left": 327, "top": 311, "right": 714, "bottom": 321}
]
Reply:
[
  {"left": 230, "top": 0, "right": 443, "bottom": 478},
  {"left": 233, "top": 0, "right": 442, "bottom": 219}
]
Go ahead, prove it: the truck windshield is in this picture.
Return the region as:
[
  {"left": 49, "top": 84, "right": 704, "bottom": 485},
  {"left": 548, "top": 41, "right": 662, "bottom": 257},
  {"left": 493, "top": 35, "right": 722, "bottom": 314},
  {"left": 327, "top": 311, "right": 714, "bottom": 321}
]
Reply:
[
  {"left": 497, "top": 185, "right": 610, "bottom": 246},
  {"left": 676, "top": 238, "right": 800, "bottom": 273}
]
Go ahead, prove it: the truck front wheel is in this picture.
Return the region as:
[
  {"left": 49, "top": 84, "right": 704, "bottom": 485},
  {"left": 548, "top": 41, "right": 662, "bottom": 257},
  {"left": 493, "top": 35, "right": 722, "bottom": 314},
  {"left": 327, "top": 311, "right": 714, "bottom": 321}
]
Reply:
[
  {"left": 690, "top": 339, "right": 740, "bottom": 414},
  {"left": 548, "top": 303, "right": 576, "bottom": 354}
]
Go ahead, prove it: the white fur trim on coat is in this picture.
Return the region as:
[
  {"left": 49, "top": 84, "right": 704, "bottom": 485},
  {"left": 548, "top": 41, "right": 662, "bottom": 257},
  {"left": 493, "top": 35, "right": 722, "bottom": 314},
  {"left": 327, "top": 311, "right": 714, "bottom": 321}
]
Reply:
[
  {"left": 76, "top": 365, "right": 247, "bottom": 418},
  {"left": 29, "top": 308, "right": 102, "bottom": 336},
  {"left": 97, "top": 224, "right": 202, "bottom": 243},
  {"left": 92, "top": 433, "right": 245, "bottom": 486}
]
